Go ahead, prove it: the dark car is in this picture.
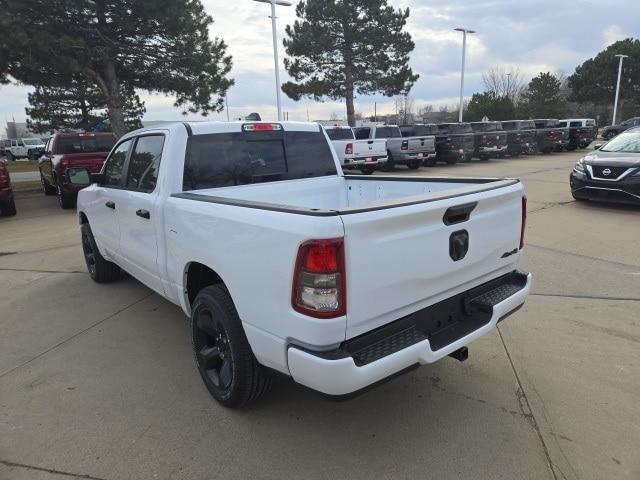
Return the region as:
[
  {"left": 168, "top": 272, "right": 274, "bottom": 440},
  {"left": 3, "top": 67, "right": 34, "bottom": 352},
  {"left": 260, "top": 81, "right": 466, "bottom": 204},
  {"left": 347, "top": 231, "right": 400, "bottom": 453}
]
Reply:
[
  {"left": 0, "top": 159, "right": 16, "bottom": 217},
  {"left": 433, "top": 123, "right": 474, "bottom": 163},
  {"left": 39, "top": 132, "right": 117, "bottom": 209},
  {"left": 469, "top": 122, "right": 508, "bottom": 160},
  {"left": 558, "top": 120, "right": 593, "bottom": 150},
  {"left": 602, "top": 117, "right": 640, "bottom": 140},
  {"left": 570, "top": 127, "right": 640, "bottom": 205},
  {"left": 533, "top": 119, "right": 569, "bottom": 153},
  {"left": 501, "top": 120, "right": 537, "bottom": 156},
  {"left": 399, "top": 124, "right": 439, "bottom": 166}
]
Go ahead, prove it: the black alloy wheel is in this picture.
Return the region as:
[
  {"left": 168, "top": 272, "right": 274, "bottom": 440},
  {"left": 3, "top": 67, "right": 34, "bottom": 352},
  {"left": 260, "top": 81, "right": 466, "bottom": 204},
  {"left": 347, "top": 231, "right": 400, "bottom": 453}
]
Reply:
[{"left": 193, "top": 306, "right": 234, "bottom": 392}]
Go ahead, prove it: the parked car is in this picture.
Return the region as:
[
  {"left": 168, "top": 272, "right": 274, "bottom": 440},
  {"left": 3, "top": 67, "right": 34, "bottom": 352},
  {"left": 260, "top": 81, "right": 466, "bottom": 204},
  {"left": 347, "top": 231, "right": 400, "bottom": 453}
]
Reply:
[
  {"left": 38, "top": 132, "right": 117, "bottom": 209},
  {"left": 324, "top": 126, "right": 387, "bottom": 174},
  {"left": 354, "top": 124, "right": 435, "bottom": 170},
  {"left": 399, "top": 124, "right": 440, "bottom": 166},
  {"left": 558, "top": 119, "right": 593, "bottom": 150},
  {"left": 435, "top": 123, "right": 475, "bottom": 163},
  {"left": 4, "top": 138, "right": 47, "bottom": 161},
  {"left": 469, "top": 122, "right": 508, "bottom": 160},
  {"left": 570, "top": 126, "right": 640, "bottom": 205},
  {"left": 566, "top": 118, "right": 597, "bottom": 142},
  {"left": 1, "top": 139, "right": 9, "bottom": 158},
  {"left": 533, "top": 119, "right": 569, "bottom": 153},
  {"left": 0, "top": 159, "right": 16, "bottom": 217},
  {"left": 501, "top": 120, "right": 537, "bottom": 156},
  {"left": 69, "top": 121, "right": 531, "bottom": 407},
  {"left": 602, "top": 117, "right": 640, "bottom": 140}
]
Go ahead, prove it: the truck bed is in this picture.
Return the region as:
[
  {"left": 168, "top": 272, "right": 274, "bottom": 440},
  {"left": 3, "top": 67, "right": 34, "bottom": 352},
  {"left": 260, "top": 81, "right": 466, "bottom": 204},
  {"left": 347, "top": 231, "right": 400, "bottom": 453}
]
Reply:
[{"left": 175, "top": 175, "right": 518, "bottom": 214}]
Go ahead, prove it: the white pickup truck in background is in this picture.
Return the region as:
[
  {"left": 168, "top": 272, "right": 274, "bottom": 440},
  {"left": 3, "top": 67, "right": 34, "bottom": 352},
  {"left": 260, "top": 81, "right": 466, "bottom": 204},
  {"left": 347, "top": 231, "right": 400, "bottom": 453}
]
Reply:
[
  {"left": 354, "top": 124, "right": 436, "bottom": 169},
  {"left": 324, "top": 126, "right": 387, "bottom": 174},
  {"left": 71, "top": 121, "right": 531, "bottom": 408}
]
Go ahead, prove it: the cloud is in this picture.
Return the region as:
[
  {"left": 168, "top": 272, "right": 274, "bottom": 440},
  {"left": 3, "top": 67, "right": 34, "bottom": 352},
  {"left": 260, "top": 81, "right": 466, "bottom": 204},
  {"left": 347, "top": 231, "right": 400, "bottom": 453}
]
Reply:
[{"left": 2, "top": 0, "right": 640, "bottom": 127}]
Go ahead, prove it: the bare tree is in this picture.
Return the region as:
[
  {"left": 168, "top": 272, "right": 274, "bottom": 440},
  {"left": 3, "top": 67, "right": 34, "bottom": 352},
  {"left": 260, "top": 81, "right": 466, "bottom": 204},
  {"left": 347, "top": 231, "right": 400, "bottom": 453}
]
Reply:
[
  {"left": 482, "top": 67, "right": 526, "bottom": 103},
  {"left": 417, "top": 104, "right": 434, "bottom": 116},
  {"left": 394, "top": 95, "right": 415, "bottom": 124},
  {"left": 329, "top": 111, "right": 340, "bottom": 121}
]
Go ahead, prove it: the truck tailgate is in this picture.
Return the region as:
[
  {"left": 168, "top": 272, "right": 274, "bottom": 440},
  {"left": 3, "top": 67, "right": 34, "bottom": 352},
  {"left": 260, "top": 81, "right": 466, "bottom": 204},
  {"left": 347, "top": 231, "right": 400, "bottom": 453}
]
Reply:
[
  {"left": 407, "top": 137, "right": 435, "bottom": 153},
  {"left": 352, "top": 139, "right": 386, "bottom": 158},
  {"left": 340, "top": 181, "right": 524, "bottom": 338}
]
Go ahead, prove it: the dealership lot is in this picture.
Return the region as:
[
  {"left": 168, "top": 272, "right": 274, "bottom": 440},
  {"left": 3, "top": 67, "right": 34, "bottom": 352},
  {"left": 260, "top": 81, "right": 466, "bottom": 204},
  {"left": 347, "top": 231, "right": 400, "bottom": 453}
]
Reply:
[{"left": 0, "top": 150, "right": 638, "bottom": 480}]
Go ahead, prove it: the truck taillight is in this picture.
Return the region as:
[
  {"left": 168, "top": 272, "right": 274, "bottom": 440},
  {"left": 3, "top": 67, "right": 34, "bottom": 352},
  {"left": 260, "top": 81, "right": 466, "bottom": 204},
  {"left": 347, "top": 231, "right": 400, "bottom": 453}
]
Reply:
[
  {"left": 292, "top": 238, "right": 346, "bottom": 318},
  {"left": 520, "top": 196, "right": 527, "bottom": 250},
  {"left": 345, "top": 143, "right": 353, "bottom": 155},
  {"left": 401, "top": 140, "right": 409, "bottom": 150}
]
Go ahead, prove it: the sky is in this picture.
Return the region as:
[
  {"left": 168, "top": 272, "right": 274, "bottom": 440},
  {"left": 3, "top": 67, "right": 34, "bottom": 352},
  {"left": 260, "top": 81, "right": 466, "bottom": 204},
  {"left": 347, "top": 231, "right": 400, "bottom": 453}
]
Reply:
[{"left": 1, "top": 0, "right": 639, "bottom": 127}]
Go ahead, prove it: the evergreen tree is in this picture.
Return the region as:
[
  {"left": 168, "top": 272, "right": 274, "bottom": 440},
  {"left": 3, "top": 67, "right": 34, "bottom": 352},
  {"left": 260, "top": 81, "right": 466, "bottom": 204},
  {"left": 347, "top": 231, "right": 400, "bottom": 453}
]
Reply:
[
  {"left": 282, "top": 0, "right": 418, "bottom": 126},
  {"left": 26, "top": 77, "right": 145, "bottom": 133},
  {"left": 520, "top": 72, "right": 566, "bottom": 118},
  {"left": 465, "top": 92, "right": 516, "bottom": 122},
  {"left": 3, "top": 0, "right": 232, "bottom": 137},
  {"left": 568, "top": 38, "right": 640, "bottom": 121}
]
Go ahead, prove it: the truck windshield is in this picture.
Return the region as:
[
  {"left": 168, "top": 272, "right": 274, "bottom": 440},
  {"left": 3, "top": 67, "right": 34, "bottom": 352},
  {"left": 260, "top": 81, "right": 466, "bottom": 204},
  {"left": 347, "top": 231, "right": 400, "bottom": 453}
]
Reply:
[
  {"left": 22, "top": 139, "right": 42, "bottom": 146},
  {"left": 374, "top": 127, "right": 401, "bottom": 139},
  {"left": 57, "top": 136, "right": 116, "bottom": 154},
  {"left": 183, "top": 130, "right": 337, "bottom": 190},
  {"left": 325, "top": 128, "right": 353, "bottom": 141},
  {"left": 402, "top": 125, "right": 438, "bottom": 136},
  {"left": 471, "top": 123, "right": 500, "bottom": 132},
  {"left": 438, "top": 124, "right": 472, "bottom": 134}
]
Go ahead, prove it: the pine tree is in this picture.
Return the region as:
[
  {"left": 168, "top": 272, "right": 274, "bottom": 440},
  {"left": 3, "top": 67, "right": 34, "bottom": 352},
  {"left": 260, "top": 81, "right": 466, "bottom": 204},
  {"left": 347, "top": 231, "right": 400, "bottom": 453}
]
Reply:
[
  {"left": 26, "top": 77, "right": 145, "bottom": 134},
  {"left": 282, "top": 0, "right": 418, "bottom": 126},
  {"left": 3, "top": 0, "right": 232, "bottom": 137},
  {"left": 519, "top": 73, "right": 566, "bottom": 118}
]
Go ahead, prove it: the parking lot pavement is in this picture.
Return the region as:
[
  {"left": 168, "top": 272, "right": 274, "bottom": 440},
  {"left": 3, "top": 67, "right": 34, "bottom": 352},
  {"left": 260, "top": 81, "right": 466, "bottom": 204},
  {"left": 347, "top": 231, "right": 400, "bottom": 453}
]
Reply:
[{"left": 1, "top": 150, "right": 638, "bottom": 480}]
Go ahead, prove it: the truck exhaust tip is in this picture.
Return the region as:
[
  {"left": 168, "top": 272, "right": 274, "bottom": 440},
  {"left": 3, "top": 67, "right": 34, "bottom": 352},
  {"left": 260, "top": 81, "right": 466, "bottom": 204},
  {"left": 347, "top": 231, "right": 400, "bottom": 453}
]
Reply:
[{"left": 449, "top": 346, "right": 468, "bottom": 362}]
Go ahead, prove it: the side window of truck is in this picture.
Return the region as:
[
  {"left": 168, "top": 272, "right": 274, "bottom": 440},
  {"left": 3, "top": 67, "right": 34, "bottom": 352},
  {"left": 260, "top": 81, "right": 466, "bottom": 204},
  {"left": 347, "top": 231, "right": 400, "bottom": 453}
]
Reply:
[
  {"left": 126, "top": 135, "right": 165, "bottom": 192},
  {"left": 103, "top": 139, "right": 133, "bottom": 187}
]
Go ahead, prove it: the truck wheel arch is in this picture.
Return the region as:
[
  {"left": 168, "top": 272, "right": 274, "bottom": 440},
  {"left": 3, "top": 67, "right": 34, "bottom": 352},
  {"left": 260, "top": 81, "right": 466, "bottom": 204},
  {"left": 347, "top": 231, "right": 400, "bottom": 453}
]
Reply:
[
  {"left": 184, "top": 262, "right": 226, "bottom": 307},
  {"left": 78, "top": 212, "right": 88, "bottom": 225}
]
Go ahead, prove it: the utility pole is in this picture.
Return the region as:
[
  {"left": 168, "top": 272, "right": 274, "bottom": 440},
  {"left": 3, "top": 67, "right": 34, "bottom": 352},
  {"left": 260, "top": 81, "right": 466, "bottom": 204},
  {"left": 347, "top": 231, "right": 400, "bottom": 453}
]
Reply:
[
  {"left": 612, "top": 54, "right": 628, "bottom": 125},
  {"left": 454, "top": 27, "right": 475, "bottom": 122},
  {"left": 253, "top": 0, "right": 292, "bottom": 121}
]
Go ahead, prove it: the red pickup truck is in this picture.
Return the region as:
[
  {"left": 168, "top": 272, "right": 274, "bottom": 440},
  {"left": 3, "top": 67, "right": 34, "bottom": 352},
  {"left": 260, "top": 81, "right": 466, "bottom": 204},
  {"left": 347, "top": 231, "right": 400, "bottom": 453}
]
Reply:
[
  {"left": 39, "top": 132, "right": 117, "bottom": 209},
  {"left": 0, "top": 159, "right": 16, "bottom": 217}
]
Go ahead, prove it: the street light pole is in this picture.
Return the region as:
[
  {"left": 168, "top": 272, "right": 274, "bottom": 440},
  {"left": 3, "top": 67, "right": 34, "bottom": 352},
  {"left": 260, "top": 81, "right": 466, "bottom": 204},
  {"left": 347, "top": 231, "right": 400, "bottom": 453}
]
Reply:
[
  {"left": 612, "top": 54, "right": 628, "bottom": 126},
  {"left": 454, "top": 28, "right": 475, "bottom": 123},
  {"left": 253, "top": 0, "right": 292, "bottom": 121}
]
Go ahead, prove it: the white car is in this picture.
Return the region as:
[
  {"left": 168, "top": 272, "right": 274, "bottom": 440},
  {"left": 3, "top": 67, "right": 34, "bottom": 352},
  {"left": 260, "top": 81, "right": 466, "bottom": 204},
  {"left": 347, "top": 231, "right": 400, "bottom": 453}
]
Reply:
[
  {"left": 70, "top": 121, "right": 531, "bottom": 407},
  {"left": 324, "top": 126, "right": 387, "bottom": 174},
  {"left": 4, "top": 138, "right": 46, "bottom": 160}
]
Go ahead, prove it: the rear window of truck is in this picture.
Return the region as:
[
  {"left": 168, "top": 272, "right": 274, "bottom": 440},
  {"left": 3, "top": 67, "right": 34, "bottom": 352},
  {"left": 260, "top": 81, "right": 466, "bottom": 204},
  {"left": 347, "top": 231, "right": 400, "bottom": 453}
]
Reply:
[
  {"left": 374, "top": 127, "right": 401, "bottom": 139},
  {"left": 471, "top": 122, "right": 501, "bottom": 132},
  {"left": 401, "top": 125, "right": 438, "bottom": 137},
  {"left": 56, "top": 135, "right": 116, "bottom": 154},
  {"left": 325, "top": 128, "right": 353, "bottom": 141},
  {"left": 183, "top": 130, "right": 337, "bottom": 190},
  {"left": 438, "top": 124, "right": 472, "bottom": 134}
]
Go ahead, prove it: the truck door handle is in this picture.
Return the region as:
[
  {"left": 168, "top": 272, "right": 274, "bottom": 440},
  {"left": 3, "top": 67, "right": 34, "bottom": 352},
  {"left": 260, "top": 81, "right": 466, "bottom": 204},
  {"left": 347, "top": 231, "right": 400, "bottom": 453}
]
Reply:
[
  {"left": 443, "top": 202, "right": 477, "bottom": 225},
  {"left": 105, "top": 201, "right": 115, "bottom": 209},
  {"left": 136, "top": 209, "right": 150, "bottom": 219}
]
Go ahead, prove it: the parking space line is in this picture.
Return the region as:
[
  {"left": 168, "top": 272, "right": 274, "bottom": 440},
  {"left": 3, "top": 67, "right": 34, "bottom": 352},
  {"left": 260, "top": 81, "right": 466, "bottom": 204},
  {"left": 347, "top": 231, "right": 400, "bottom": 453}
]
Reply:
[
  {"left": 526, "top": 243, "right": 640, "bottom": 269},
  {"left": 497, "top": 327, "right": 558, "bottom": 480},
  {"left": 530, "top": 292, "right": 640, "bottom": 302},
  {"left": 0, "top": 293, "right": 153, "bottom": 379},
  {"left": 0, "top": 459, "right": 106, "bottom": 480}
]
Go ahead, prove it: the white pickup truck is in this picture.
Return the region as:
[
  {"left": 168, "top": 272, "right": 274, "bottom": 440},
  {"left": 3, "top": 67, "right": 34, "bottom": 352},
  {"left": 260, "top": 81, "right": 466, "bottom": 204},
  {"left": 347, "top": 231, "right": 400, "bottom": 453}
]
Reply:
[
  {"left": 3, "top": 138, "right": 46, "bottom": 160},
  {"left": 354, "top": 124, "right": 436, "bottom": 169},
  {"left": 70, "top": 121, "right": 531, "bottom": 408},
  {"left": 324, "top": 126, "right": 387, "bottom": 175}
]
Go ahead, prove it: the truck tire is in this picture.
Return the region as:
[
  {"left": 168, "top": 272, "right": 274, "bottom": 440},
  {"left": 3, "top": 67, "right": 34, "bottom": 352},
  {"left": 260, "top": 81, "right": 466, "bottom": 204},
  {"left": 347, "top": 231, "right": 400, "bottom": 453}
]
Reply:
[
  {"left": 57, "top": 180, "right": 76, "bottom": 209},
  {"left": 479, "top": 154, "right": 490, "bottom": 161},
  {"left": 359, "top": 165, "right": 375, "bottom": 175},
  {"left": 381, "top": 151, "right": 395, "bottom": 171},
  {"left": 191, "top": 285, "right": 271, "bottom": 408},
  {"left": 41, "top": 172, "right": 56, "bottom": 196},
  {"left": 445, "top": 156, "right": 458, "bottom": 165},
  {"left": 0, "top": 196, "right": 17, "bottom": 217},
  {"left": 407, "top": 160, "right": 421, "bottom": 170},
  {"left": 81, "top": 223, "right": 121, "bottom": 282},
  {"left": 6, "top": 152, "right": 13, "bottom": 161}
]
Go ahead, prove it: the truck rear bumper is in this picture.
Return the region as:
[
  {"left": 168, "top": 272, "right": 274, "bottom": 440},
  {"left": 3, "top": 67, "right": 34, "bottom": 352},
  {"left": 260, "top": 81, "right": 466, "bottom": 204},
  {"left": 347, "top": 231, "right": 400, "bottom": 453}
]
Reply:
[
  {"left": 343, "top": 155, "right": 388, "bottom": 166},
  {"left": 479, "top": 145, "right": 507, "bottom": 154},
  {"left": 287, "top": 271, "right": 532, "bottom": 396}
]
